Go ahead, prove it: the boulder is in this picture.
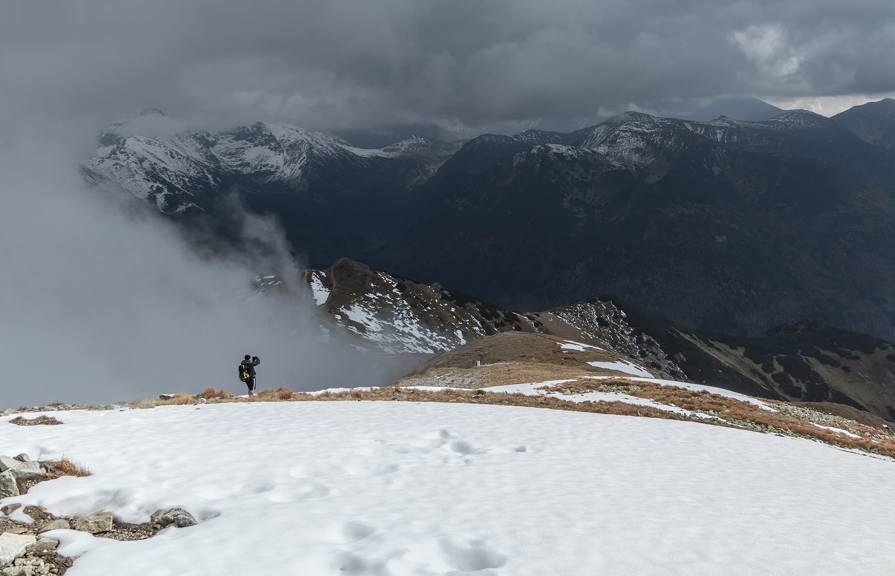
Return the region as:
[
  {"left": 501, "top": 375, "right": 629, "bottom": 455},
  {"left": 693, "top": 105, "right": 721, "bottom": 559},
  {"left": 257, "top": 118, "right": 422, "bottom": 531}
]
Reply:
[
  {"left": 0, "top": 462, "right": 42, "bottom": 483},
  {"left": 158, "top": 394, "right": 175, "bottom": 400},
  {"left": 150, "top": 508, "right": 197, "bottom": 528},
  {"left": 0, "top": 533, "right": 36, "bottom": 568},
  {"left": 0, "top": 458, "right": 18, "bottom": 473},
  {"left": 74, "top": 512, "right": 113, "bottom": 534},
  {"left": 37, "top": 520, "right": 68, "bottom": 533},
  {"left": 11, "top": 456, "right": 29, "bottom": 464},
  {"left": 0, "top": 472, "right": 18, "bottom": 499},
  {"left": 2, "top": 565, "right": 33, "bottom": 576}
]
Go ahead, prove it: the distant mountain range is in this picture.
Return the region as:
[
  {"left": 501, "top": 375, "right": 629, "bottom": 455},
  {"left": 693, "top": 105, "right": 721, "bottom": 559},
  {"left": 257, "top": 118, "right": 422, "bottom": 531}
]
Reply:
[
  {"left": 302, "top": 258, "right": 895, "bottom": 423},
  {"left": 832, "top": 98, "right": 895, "bottom": 151},
  {"left": 83, "top": 100, "right": 895, "bottom": 343}
]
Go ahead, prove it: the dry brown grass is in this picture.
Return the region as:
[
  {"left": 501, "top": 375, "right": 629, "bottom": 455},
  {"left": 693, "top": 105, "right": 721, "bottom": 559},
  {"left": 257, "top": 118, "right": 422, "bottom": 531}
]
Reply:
[
  {"left": 199, "top": 387, "right": 231, "bottom": 399},
  {"left": 9, "top": 415, "right": 63, "bottom": 426},
  {"left": 131, "top": 393, "right": 199, "bottom": 409},
  {"left": 43, "top": 457, "right": 91, "bottom": 479},
  {"left": 280, "top": 386, "right": 692, "bottom": 422},
  {"left": 255, "top": 387, "right": 298, "bottom": 401},
  {"left": 542, "top": 378, "right": 895, "bottom": 458}
]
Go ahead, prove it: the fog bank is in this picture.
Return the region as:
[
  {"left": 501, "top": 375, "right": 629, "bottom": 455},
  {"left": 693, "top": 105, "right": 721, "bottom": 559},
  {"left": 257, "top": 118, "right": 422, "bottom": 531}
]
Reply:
[{"left": 0, "top": 120, "right": 408, "bottom": 408}]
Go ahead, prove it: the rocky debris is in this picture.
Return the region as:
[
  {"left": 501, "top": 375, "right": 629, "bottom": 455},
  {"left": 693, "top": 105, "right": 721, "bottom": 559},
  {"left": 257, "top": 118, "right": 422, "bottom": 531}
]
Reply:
[
  {"left": 29, "top": 540, "right": 56, "bottom": 556},
  {"left": 1, "top": 405, "right": 90, "bottom": 417},
  {"left": 158, "top": 394, "right": 175, "bottom": 400},
  {"left": 149, "top": 508, "right": 197, "bottom": 529},
  {"left": 73, "top": 513, "right": 112, "bottom": 534},
  {"left": 1, "top": 505, "right": 165, "bottom": 542},
  {"left": 7, "top": 417, "right": 62, "bottom": 427},
  {"left": 0, "top": 533, "right": 35, "bottom": 569},
  {"left": 0, "top": 533, "right": 71, "bottom": 576},
  {"left": 0, "top": 464, "right": 190, "bottom": 575}
]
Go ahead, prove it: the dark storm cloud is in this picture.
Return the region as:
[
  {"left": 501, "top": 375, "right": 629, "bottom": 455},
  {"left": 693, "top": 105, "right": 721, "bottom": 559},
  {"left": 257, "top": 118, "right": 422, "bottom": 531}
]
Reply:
[{"left": 2, "top": 0, "right": 895, "bottom": 129}]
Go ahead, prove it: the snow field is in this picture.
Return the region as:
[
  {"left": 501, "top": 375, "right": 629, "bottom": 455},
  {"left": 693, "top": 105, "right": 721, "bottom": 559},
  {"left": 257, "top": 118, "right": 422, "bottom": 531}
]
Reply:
[{"left": 2, "top": 401, "right": 895, "bottom": 575}]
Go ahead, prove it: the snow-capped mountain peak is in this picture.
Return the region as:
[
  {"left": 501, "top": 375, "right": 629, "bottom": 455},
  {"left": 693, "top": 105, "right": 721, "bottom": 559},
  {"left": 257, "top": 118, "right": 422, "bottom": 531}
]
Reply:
[{"left": 83, "top": 114, "right": 459, "bottom": 214}]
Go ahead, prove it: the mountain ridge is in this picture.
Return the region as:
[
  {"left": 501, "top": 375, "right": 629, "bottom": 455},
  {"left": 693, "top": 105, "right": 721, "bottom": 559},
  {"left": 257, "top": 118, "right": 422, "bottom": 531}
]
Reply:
[
  {"left": 83, "top": 103, "right": 895, "bottom": 344},
  {"left": 303, "top": 258, "right": 895, "bottom": 422}
]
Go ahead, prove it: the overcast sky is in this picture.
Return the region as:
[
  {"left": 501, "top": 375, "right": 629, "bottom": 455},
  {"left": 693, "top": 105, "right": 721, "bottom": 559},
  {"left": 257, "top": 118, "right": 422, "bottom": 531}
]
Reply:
[{"left": 3, "top": 0, "right": 895, "bottom": 132}]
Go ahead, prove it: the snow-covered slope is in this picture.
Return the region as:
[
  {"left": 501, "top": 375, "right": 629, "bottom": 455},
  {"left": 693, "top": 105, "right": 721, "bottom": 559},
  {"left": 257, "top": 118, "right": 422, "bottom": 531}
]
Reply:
[{"left": 4, "top": 400, "right": 895, "bottom": 575}]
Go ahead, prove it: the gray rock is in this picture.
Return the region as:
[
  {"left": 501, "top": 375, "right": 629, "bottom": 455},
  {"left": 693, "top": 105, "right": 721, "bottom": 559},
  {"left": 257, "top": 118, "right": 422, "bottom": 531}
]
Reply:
[
  {"left": 0, "top": 505, "right": 21, "bottom": 516},
  {"left": 0, "top": 472, "right": 19, "bottom": 499},
  {"left": 37, "top": 520, "right": 69, "bottom": 533},
  {"left": 1, "top": 462, "right": 42, "bottom": 483},
  {"left": 0, "top": 533, "right": 36, "bottom": 568},
  {"left": 12, "top": 456, "right": 29, "bottom": 464},
  {"left": 74, "top": 512, "right": 113, "bottom": 534},
  {"left": 1, "top": 566, "right": 32, "bottom": 576},
  {"left": 197, "top": 398, "right": 206, "bottom": 404},
  {"left": 0, "top": 458, "right": 19, "bottom": 473},
  {"left": 150, "top": 508, "right": 197, "bottom": 528},
  {"left": 158, "top": 394, "right": 175, "bottom": 400}
]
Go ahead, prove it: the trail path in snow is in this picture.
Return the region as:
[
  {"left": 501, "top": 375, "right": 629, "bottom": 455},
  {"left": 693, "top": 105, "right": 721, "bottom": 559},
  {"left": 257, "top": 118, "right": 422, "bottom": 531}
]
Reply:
[{"left": 2, "top": 401, "right": 895, "bottom": 575}]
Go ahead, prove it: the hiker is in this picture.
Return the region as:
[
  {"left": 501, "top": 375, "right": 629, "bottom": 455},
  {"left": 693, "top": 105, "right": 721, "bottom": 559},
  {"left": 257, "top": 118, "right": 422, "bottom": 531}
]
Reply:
[{"left": 240, "top": 355, "right": 260, "bottom": 396}]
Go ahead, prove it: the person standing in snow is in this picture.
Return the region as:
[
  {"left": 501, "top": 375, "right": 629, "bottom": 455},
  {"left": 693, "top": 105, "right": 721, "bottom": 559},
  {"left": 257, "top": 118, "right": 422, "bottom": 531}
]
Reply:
[{"left": 241, "top": 355, "right": 260, "bottom": 396}]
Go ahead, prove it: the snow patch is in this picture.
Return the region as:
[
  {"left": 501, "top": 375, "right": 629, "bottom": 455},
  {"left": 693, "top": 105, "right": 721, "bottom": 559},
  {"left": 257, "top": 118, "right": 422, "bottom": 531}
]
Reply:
[{"left": 587, "top": 360, "right": 653, "bottom": 378}]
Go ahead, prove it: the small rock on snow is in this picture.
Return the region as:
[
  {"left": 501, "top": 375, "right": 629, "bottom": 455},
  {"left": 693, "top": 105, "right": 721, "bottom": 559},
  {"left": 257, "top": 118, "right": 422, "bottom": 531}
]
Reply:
[{"left": 150, "top": 508, "right": 197, "bottom": 528}]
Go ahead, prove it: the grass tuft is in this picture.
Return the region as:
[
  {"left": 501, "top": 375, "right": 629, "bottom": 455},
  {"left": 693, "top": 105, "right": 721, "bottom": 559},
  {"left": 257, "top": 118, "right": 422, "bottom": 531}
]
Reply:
[
  {"left": 43, "top": 457, "right": 91, "bottom": 479},
  {"left": 200, "top": 387, "right": 231, "bottom": 400}
]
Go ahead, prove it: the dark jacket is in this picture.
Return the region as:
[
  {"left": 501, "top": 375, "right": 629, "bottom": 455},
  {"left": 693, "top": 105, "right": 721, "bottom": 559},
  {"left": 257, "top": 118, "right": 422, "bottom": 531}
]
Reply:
[{"left": 241, "top": 357, "right": 260, "bottom": 378}]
